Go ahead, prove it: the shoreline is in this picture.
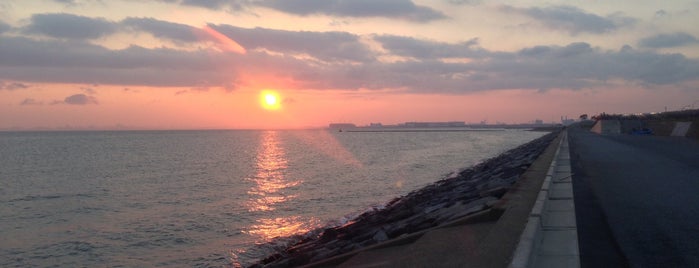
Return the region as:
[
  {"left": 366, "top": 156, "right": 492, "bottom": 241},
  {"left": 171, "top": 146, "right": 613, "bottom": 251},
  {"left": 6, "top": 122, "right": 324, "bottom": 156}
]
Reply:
[
  {"left": 250, "top": 130, "right": 561, "bottom": 267},
  {"left": 343, "top": 129, "right": 505, "bottom": 133}
]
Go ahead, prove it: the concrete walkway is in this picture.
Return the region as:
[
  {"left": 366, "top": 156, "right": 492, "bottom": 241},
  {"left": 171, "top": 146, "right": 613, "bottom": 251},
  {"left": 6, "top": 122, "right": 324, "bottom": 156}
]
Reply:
[{"left": 510, "top": 131, "right": 580, "bottom": 268}]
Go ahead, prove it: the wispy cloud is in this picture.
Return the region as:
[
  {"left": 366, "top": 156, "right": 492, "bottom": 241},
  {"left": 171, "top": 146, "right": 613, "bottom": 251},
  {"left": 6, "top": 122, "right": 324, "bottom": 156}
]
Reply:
[
  {"left": 123, "top": 87, "right": 139, "bottom": 93},
  {"left": 52, "top": 0, "right": 80, "bottom": 6},
  {"left": 639, "top": 32, "right": 698, "bottom": 48},
  {"left": 122, "top": 17, "right": 206, "bottom": 43},
  {"left": 374, "top": 35, "right": 485, "bottom": 59},
  {"left": 447, "top": 0, "right": 481, "bottom": 5},
  {"left": 200, "top": 25, "right": 247, "bottom": 54},
  {"left": 160, "top": 0, "right": 445, "bottom": 22},
  {"left": 0, "top": 81, "right": 30, "bottom": 90},
  {"left": 257, "top": 0, "right": 446, "bottom": 22},
  {"left": 63, "top": 93, "right": 98, "bottom": 105},
  {"left": 20, "top": 98, "right": 43, "bottom": 105},
  {"left": 501, "top": 5, "right": 636, "bottom": 35},
  {"left": 210, "top": 24, "right": 373, "bottom": 62},
  {"left": 176, "top": 0, "right": 248, "bottom": 11},
  {"left": 0, "top": 20, "right": 10, "bottom": 33},
  {"left": 22, "top": 13, "right": 117, "bottom": 40},
  {"left": 0, "top": 35, "right": 236, "bottom": 86},
  {"left": 80, "top": 87, "right": 97, "bottom": 94}
]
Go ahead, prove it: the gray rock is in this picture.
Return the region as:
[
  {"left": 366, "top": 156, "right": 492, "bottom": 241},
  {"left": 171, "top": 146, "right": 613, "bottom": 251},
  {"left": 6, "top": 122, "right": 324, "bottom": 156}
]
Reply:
[{"left": 373, "top": 229, "right": 389, "bottom": 242}]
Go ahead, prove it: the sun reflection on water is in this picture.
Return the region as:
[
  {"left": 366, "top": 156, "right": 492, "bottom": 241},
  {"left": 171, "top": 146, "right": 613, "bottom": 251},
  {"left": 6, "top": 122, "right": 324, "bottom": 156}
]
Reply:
[
  {"left": 244, "top": 131, "right": 317, "bottom": 241},
  {"left": 246, "top": 216, "right": 316, "bottom": 239},
  {"left": 246, "top": 131, "right": 295, "bottom": 212}
]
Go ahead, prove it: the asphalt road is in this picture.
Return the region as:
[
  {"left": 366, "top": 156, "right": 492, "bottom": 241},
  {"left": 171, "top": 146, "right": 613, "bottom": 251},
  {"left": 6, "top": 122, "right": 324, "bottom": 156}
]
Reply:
[{"left": 568, "top": 126, "right": 699, "bottom": 268}]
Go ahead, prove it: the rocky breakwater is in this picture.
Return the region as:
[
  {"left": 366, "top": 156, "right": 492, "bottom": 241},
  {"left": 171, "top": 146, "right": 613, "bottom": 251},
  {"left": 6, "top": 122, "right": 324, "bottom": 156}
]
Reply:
[{"left": 252, "top": 131, "right": 560, "bottom": 267}]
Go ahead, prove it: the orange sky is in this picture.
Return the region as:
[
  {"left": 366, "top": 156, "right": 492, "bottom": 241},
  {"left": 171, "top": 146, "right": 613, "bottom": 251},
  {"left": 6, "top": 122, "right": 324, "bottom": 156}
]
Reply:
[
  {"left": 1, "top": 0, "right": 698, "bottom": 130},
  {"left": 3, "top": 82, "right": 696, "bottom": 130}
]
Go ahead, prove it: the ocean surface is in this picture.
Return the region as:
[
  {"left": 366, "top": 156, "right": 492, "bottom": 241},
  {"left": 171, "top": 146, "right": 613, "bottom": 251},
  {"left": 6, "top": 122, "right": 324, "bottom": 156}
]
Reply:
[{"left": 0, "top": 129, "right": 544, "bottom": 267}]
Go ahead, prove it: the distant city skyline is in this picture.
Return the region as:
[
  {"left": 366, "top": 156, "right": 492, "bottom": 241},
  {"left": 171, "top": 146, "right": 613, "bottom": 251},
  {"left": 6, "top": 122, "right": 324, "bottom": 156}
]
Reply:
[{"left": 1, "top": 0, "right": 699, "bottom": 130}]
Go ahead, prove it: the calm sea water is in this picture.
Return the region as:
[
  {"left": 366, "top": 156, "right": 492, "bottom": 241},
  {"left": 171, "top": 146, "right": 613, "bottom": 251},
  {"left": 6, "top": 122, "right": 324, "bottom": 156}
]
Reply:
[{"left": 0, "top": 129, "right": 544, "bottom": 267}]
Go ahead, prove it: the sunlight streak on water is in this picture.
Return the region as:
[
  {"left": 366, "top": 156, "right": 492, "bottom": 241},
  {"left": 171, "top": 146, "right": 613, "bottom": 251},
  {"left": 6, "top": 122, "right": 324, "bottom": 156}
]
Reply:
[
  {"left": 246, "top": 131, "right": 294, "bottom": 212},
  {"left": 291, "top": 130, "right": 363, "bottom": 168},
  {"left": 244, "top": 131, "right": 317, "bottom": 241},
  {"left": 246, "top": 217, "right": 316, "bottom": 240}
]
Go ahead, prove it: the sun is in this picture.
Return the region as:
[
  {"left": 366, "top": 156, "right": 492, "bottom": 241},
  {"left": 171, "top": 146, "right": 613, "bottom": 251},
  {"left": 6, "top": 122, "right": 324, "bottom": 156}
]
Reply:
[
  {"left": 265, "top": 94, "right": 277, "bottom": 106},
  {"left": 260, "top": 90, "right": 281, "bottom": 110}
]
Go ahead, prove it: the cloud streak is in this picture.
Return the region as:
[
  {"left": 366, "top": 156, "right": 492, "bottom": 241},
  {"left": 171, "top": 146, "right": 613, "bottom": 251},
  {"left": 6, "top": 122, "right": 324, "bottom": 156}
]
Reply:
[
  {"left": 0, "top": 20, "right": 10, "bottom": 33},
  {"left": 175, "top": 0, "right": 247, "bottom": 11},
  {"left": 0, "top": 81, "right": 30, "bottom": 90},
  {"left": 22, "top": 13, "right": 117, "bottom": 40},
  {"left": 639, "top": 32, "right": 699, "bottom": 48},
  {"left": 501, "top": 5, "right": 636, "bottom": 35},
  {"left": 258, "top": 0, "right": 446, "bottom": 22},
  {"left": 374, "top": 35, "right": 486, "bottom": 59},
  {"left": 201, "top": 25, "right": 247, "bottom": 54},
  {"left": 159, "top": 0, "right": 446, "bottom": 22},
  {"left": 210, "top": 24, "right": 374, "bottom": 62},
  {"left": 122, "top": 17, "right": 206, "bottom": 43},
  {"left": 20, "top": 98, "right": 43, "bottom": 105},
  {"left": 63, "top": 94, "right": 98, "bottom": 105}
]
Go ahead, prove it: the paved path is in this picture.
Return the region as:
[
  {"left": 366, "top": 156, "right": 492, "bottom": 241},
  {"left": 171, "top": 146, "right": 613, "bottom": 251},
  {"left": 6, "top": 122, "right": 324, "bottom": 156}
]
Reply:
[
  {"left": 530, "top": 132, "right": 579, "bottom": 268},
  {"left": 568, "top": 126, "right": 699, "bottom": 268},
  {"left": 510, "top": 131, "right": 580, "bottom": 268}
]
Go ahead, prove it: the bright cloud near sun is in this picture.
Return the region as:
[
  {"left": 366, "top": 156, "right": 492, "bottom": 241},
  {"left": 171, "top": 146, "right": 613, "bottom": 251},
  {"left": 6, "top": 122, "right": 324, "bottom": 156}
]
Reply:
[{"left": 0, "top": 0, "right": 698, "bottom": 130}]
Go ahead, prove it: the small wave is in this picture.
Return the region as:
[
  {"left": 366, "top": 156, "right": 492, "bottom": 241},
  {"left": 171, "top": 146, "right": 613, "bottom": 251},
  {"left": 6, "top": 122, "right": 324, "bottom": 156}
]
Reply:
[
  {"left": 8, "top": 195, "right": 62, "bottom": 202},
  {"left": 8, "top": 193, "right": 95, "bottom": 202},
  {"left": 27, "top": 241, "right": 101, "bottom": 263},
  {"left": 127, "top": 236, "right": 195, "bottom": 249}
]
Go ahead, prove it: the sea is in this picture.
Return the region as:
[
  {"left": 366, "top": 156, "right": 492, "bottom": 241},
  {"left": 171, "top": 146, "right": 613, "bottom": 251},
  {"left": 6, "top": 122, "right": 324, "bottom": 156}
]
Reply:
[{"left": 0, "top": 129, "right": 545, "bottom": 267}]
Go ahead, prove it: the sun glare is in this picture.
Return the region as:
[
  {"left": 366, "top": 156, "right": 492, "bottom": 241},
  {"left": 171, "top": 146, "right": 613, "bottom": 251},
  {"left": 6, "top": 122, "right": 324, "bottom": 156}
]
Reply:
[
  {"left": 265, "top": 94, "right": 277, "bottom": 106},
  {"left": 260, "top": 90, "right": 281, "bottom": 110}
]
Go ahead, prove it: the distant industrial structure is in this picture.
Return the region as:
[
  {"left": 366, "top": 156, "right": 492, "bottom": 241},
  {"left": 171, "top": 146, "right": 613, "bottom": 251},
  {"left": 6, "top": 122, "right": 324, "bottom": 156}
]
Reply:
[
  {"left": 329, "top": 120, "right": 562, "bottom": 130},
  {"left": 330, "top": 121, "right": 466, "bottom": 129},
  {"left": 403, "top": 121, "right": 466, "bottom": 128},
  {"left": 561, "top": 116, "right": 575, "bottom": 126},
  {"left": 328, "top": 123, "right": 357, "bottom": 129}
]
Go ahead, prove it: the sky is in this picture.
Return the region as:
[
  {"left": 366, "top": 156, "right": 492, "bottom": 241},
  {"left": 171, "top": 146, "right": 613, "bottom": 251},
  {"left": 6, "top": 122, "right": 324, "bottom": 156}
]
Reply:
[{"left": 1, "top": 0, "right": 699, "bottom": 130}]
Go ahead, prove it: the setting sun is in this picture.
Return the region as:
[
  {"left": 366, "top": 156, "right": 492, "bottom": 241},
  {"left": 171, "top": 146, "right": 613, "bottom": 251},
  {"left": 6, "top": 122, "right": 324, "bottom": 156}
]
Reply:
[
  {"left": 260, "top": 90, "right": 281, "bottom": 110},
  {"left": 265, "top": 94, "right": 277, "bottom": 106}
]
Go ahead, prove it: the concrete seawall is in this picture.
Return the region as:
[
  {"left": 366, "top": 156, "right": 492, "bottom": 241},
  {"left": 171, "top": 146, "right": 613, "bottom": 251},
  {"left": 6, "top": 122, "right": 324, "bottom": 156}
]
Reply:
[{"left": 592, "top": 119, "right": 699, "bottom": 139}]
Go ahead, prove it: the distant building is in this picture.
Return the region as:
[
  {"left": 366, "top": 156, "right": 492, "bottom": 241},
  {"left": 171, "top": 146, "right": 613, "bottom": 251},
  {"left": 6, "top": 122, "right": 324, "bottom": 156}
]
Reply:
[
  {"left": 369, "top": 123, "right": 383, "bottom": 127},
  {"left": 328, "top": 123, "right": 356, "bottom": 129},
  {"left": 403, "top": 121, "right": 465, "bottom": 128},
  {"left": 561, "top": 116, "right": 575, "bottom": 126},
  {"left": 534, "top": 119, "right": 543, "bottom": 125}
]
